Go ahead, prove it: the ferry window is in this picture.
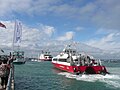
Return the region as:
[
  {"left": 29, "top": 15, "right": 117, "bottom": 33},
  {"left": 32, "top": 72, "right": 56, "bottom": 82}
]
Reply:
[
  {"left": 53, "top": 59, "right": 57, "bottom": 61},
  {"left": 65, "top": 50, "right": 69, "bottom": 54},
  {"left": 59, "top": 59, "right": 67, "bottom": 62},
  {"left": 73, "top": 51, "right": 76, "bottom": 53},
  {"left": 74, "top": 59, "right": 78, "bottom": 61},
  {"left": 44, "top": 55, "right": 49, "bottom": 56},
  {"left": 65, "top": 50, "right": 67, "bottom": 53}
]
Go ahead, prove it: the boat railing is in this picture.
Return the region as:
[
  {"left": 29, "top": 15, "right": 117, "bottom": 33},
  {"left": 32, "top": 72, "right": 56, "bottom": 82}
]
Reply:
[
  {"left": 6, "top": 63, "right": 14, "bottom": 90},
  {"left": 71, "top": 55, "right": 102, "bottom": 66}
]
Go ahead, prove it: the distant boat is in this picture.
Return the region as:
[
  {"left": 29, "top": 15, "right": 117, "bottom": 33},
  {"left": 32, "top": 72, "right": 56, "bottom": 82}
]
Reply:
[
  {"left": 31, "top": 59, "right": 38, "bottom": 62},
  {"left": 39, "top": 51, "right": 53, "bottom": 61},
  {"left": 52, "top": 44, "right": 109, "bottom": 75},
  {"left": 13, "top": 51, "right": 26, "bottom": 64}
]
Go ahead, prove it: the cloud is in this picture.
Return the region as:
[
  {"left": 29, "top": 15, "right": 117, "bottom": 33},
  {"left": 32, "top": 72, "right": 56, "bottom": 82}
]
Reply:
[
  {"left": 0, "top": 21, "right": 14, "bottom": 46},
  {"left": 91, "top": 0, "right": 120, "bottom": 30},
  {"left": 85, "top": 32, "right": 120, "bottom": 53},
  {"left": 0, "top": 0, "right": 59, "bottom": 17},
  {"left": 0, "top": 21, "right": 55, "bottom": 48},
  {"left": 96, "top": 28, "right": 116, "bottom": 35},
  {"left": 75, "top": 26, "right": 84, "bottom": 31},
  {"left": 41, "top": 25, "right": 55, "bottom": 37},
  {"left": 57, "top": 31, "right": 74, "bottom": 41},
  {"left": 0, "top": 0, "right": 31, "bottom": 17},
  {"left": 0, "top": 0, "right": 120, "bottom": 30}
]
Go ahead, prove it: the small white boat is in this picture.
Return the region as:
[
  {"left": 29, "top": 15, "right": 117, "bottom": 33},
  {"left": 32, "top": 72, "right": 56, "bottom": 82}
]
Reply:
[
  {"left": 13, "top": 51, "right": 26, "bottom": 64},
  {"left": 39, "top": 51, "right": 52, "bottom": 61}
]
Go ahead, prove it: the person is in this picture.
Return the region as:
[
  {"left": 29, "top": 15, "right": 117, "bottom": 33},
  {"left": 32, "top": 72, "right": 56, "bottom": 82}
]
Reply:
[
  {"left": 0, "top": 60, "right": 10, "bottom": 89},
  {"left": 7, "top": 55, "right": 15, "bottom": 79},
  {"left": 8, "top": 52, "right": 15, "bottom": 64}
]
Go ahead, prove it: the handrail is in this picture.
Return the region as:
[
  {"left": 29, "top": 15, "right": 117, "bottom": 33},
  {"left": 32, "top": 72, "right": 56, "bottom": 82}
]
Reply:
[{"left": 6, "top": 63, "right": 14, "bottom": 90}]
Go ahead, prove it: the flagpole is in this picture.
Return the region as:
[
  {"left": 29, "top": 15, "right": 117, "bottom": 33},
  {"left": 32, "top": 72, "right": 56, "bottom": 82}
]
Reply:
[{"left": 12, "top": 20, "right": 16, "bottom": 51}]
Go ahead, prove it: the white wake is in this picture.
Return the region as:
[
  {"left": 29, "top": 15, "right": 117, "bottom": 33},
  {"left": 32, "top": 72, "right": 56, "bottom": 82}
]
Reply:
[{"left": 58, "top": 72, "right": 120, "bottom": 88}]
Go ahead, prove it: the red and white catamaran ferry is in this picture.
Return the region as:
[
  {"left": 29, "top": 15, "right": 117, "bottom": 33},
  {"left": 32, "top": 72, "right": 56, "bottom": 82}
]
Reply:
[{"left": 52, "top": 44, "right": 109, "bottom": 75}]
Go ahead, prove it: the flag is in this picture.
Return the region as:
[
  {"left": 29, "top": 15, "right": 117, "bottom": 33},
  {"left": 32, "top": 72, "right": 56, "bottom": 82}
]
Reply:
[
  {"left": 13, "top": 20, "right": 22, "bottom": 43},
  {"left": 1, "top": 49, "right": 4, "bottom": 53},
  {"left": 0, "top": 22, "right": 6, "bottom": 28}
]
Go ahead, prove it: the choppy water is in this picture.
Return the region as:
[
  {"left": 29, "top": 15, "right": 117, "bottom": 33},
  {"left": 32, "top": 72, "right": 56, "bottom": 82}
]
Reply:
[{"left": 14, "top": 61, "right": 120, "bottom": 90}]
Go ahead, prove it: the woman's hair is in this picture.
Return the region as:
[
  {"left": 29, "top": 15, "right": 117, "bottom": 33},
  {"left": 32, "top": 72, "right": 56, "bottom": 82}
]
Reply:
[
  {"left": 0, "top": 61, "right": 2, "bottom": 65},
  {"left": 3, "top": 60, "right": 7, "bottom": 64}
]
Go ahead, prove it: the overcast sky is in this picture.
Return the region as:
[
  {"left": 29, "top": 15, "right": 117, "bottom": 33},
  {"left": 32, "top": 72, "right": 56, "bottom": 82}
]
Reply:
[{"left": 0, "top": 0, "right": 120, "bottom": 55}]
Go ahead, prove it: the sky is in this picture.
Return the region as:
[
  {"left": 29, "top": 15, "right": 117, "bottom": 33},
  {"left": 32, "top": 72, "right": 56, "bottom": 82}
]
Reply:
[{"left": 0, "top": 0, "right": 120, "bottom": 57}]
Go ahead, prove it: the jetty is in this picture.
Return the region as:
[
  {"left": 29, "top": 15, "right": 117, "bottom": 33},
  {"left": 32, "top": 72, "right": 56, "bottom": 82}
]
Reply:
[{"left": 6, "top": 63, "right": 14, "bottom": 90}]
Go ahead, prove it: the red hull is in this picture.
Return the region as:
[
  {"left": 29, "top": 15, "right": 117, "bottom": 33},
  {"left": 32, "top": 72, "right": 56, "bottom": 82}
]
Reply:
[{"left": 52, "top": 62, "right": 107, "bottom": 74}]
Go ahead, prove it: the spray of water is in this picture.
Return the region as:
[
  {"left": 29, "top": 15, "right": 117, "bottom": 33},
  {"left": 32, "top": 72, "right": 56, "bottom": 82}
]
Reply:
[{"left": 58, "top": 72, "right": 120, "bottom": 88}]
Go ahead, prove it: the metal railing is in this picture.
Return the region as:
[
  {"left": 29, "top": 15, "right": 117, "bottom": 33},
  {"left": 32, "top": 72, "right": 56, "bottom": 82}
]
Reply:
[{"left": 6, "top": 63, "right": 14, "bottom": 90}]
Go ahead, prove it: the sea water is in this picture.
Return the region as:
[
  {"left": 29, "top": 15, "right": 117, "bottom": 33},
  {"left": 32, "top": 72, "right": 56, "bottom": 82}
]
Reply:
[{"left": 14, "top": 61, "right": 120, "bottom": 90}]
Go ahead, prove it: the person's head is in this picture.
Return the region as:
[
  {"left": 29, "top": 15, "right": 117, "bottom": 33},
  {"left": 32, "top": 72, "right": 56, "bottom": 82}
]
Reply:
[
  {"left": 12, "top": 55, "right": 16, "bottom": 60},
  {"left": 2, "top": 60, "right": 7, "bottom": 64}
]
